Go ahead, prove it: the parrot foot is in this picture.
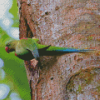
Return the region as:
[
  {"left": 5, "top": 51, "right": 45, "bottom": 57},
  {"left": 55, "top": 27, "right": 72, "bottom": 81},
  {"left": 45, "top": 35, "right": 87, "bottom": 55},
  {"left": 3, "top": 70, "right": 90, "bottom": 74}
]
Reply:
[
  {"left": 32, "top": 37, "right": 36, "bottom": 39},
  {"left": 30, "top": 59, "right": 38, "bottom": 69}
]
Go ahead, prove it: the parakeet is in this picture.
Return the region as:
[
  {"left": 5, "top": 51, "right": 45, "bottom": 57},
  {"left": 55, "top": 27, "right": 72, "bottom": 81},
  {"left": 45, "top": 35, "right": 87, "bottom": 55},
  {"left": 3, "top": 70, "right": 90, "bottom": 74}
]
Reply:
[{"left": 5, "top": 38, "right": 92, "bottom": 60}]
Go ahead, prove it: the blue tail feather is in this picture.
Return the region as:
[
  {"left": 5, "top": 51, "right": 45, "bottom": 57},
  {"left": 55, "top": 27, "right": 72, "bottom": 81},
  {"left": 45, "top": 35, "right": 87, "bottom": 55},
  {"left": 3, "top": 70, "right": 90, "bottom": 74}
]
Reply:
[{"left": 55, "top": 48, "right": 91, "bottom": 53}]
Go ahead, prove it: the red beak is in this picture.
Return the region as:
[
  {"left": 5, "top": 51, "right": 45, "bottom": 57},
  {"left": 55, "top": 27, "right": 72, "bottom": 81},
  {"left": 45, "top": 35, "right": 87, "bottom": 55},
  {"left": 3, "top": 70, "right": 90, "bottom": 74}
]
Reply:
[{"left": 5, "top": 46, "right": 9, "bottom": 53}]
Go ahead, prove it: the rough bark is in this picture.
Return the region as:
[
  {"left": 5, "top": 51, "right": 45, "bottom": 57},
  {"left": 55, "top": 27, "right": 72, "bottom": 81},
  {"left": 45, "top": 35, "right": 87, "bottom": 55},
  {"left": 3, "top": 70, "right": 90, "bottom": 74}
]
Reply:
[{"left": 17, "top": 0, "right": 100, "bottom": 100}]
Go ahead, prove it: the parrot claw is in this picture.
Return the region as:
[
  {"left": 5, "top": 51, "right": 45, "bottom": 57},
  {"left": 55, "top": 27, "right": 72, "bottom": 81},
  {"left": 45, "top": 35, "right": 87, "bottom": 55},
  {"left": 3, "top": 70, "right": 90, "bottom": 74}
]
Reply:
[{"left": 30, "top": 59, "right": 38, "bottom": 69}]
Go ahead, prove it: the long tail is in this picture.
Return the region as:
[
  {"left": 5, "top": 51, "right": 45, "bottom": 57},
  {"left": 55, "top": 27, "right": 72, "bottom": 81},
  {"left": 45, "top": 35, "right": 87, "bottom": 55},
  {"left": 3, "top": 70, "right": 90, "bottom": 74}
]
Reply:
[
  {"left": 54, "top": 48, "right": 92, "bottom": 53},
  {"left": 38, "top": 45, "right": 94, "bottom": 56}
]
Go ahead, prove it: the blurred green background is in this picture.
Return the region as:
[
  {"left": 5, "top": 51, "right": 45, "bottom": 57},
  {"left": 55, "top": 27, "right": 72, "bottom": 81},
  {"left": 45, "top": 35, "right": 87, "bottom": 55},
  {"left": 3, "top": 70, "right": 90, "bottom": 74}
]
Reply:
[{"left": 0, "top": 0, "right": 31, "bottom": 100}]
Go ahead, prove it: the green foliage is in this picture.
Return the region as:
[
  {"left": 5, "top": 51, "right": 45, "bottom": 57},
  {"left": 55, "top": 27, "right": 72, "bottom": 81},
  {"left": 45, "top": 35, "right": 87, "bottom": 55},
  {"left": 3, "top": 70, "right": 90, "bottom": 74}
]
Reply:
[
  {"left": 9, "top": 0, "right": 19, "bottom": 27},
  {"left": 0, "top": 28, "right": 31, "bottom": 100},
  {"left": 0, "top": 0, "right": 31, "bottom": 99}
]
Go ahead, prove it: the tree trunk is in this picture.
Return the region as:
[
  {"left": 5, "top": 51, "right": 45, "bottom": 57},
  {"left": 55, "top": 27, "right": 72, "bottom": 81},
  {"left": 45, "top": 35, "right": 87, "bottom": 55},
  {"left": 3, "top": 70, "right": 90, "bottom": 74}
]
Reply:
[{"left": 17, "top": 0, "right": 100, "bottom": 99}]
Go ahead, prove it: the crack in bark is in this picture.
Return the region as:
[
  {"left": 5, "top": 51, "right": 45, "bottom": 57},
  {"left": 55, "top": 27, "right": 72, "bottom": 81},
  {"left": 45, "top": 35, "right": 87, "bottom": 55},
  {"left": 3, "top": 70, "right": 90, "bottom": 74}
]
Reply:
[{"left": 19, "top": 0, "right": 36, "bottom": 39}]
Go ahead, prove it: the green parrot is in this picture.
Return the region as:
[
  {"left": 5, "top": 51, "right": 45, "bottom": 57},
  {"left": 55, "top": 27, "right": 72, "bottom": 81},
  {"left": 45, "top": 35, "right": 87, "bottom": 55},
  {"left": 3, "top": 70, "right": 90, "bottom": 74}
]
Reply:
[{"left": 5, "top": 38, "right": 93, "bottom": 60}]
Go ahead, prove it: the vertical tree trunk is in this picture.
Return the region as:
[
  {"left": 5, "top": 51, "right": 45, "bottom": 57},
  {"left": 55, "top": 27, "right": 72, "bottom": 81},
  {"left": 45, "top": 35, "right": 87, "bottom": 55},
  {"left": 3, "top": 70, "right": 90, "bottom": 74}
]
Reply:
[{"left": 17, "top": 0, "right": 100, "bottom": 99}]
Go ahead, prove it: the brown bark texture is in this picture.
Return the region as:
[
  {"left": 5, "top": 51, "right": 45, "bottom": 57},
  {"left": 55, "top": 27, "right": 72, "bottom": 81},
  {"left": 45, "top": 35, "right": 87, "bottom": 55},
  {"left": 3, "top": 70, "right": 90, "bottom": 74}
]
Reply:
[{"left": 17, "top": 0, "right": 100, "bottom": 100}]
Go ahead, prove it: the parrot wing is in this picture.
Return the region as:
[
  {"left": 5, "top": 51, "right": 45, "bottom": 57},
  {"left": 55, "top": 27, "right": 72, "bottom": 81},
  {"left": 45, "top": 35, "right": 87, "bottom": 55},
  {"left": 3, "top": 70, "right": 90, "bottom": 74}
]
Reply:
[
  {"left": 18, "top": 38, "right": 40, "bottom": 60},
  {"left": 27, "top": 47, "right": 39, "bottom": 59},
  {"left": 26, "top": 44, "right": 39, "bottom": 60},
  {"left": 26, "top": 39, "right": 39, "bottom": 59}
]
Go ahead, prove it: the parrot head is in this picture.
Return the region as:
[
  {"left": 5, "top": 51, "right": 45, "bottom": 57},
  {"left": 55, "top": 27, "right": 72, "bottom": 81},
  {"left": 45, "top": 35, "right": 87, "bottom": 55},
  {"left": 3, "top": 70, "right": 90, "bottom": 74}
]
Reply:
[{"left": 5, "top": 40, "right": 17, "bottom": 53}]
